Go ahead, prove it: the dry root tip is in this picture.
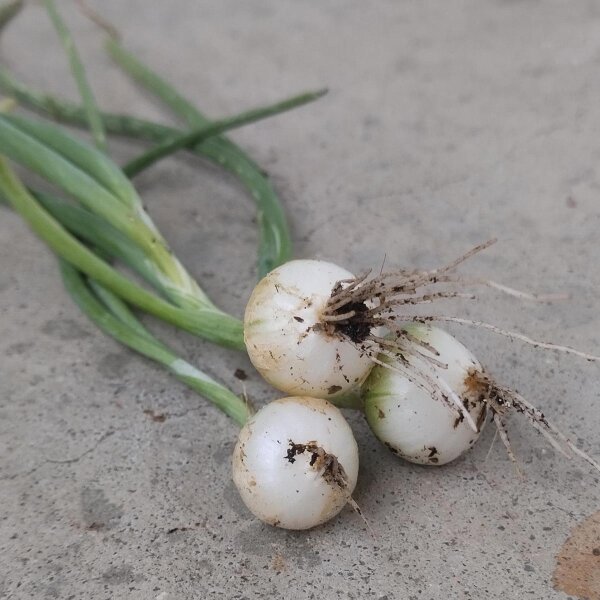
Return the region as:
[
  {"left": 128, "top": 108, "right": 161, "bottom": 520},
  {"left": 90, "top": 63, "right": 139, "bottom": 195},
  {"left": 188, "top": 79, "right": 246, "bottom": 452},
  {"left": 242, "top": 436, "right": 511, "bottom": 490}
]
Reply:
[
  {"left": 76, "top": 0, "right": 121, "bottom": 40},
  {"left": 481, "top": 280, "right": 569, "bottom": 302},
  {"left": 410, "top": 316, "right": 600, "bottom": 363},
  {"left": 347, "top": 496, "right": 376, "bottom": 538},
  {"left": 493, "top": 412, "right": 524, "bottom": 479},
  {"left": 467, "top": 370, "right": 600, "bottom": 475}
]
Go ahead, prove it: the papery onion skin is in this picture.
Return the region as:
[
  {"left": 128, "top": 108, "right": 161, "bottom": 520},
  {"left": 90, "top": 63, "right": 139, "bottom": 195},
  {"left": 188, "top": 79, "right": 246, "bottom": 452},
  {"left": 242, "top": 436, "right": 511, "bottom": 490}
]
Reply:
[
  {"left": 232, "top": 396, "right": 359, "bottom": 530},
  {"left": 244, "top": 260, "right": 374, "bottom": 400},
  {"left": 364, "top": 326, "right": 488, "bottom": 466}
]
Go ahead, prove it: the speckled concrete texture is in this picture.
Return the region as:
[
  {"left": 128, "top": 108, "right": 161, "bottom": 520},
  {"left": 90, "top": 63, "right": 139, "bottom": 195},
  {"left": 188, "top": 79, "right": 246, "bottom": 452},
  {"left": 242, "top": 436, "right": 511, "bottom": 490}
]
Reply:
[{"left": 1, "top": 2, "right": 599, "bottom": 599}]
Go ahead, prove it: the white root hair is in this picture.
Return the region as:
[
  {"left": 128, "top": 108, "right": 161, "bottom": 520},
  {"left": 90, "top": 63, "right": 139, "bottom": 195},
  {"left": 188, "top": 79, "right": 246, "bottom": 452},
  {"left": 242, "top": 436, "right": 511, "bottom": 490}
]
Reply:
[
  {"left": 409, "top": 316, "right": 600, "bottom": 362},
  {"left": 318, "top": 239, "right": 600, "bottom": 473}
]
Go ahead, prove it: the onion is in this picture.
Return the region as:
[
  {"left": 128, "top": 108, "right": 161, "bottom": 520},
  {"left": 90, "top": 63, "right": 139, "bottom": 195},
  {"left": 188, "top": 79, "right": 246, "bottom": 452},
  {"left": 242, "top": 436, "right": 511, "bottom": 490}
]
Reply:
[
  {"left": 243, "top": 248, "right": 600, "bottom": 475},
  {"left": 363, "top": 325, "right": 600, "bottom": 474},
  {"left": 232, "top": 396, "right": 359, "bottom": 529},
  {"left": 363, "top": 325, "right": 487, "bottom": 465},
  {"left": 244, "top": 260, "right": 375, "bottom": 400}
]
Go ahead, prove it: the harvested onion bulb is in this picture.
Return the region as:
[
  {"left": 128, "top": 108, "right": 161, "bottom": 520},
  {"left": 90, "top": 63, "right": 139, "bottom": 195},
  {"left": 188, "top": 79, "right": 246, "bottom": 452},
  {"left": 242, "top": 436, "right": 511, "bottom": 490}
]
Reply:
[
  {"left": 244, "top": 260, "right": 375, "bottom": 400},
  {"left": 364, "top": 325, "right": 487, "bottom": 465},
  {"left": 363, "top": 324, "right": 600, "bottom": 474},
  {"left": 232, "top": 396, "right": 359, "bottom": 529}
]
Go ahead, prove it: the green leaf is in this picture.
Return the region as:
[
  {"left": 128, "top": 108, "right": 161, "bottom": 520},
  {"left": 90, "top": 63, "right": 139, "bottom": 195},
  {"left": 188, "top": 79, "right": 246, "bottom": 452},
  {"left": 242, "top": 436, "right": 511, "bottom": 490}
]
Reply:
[
  {"left": 106, "top": 37, "right": 205, "bottom": 127},
  {"left": 107, "top": 39, "right": 296, "bottom": 276},
  {"left": 32, "top": 191, "right": 164, "bottom": 294},
  {"left": 1, "top": 113, "right": 137, "bottom": 206},
  {"left": 61, "top": 261, "right": 250, "bottom": 425},
  {"left": 0, "top": 65, "right": 328, "bottom": 275},
  {"left": 0, "top": 113, "right": 215, "bottom": 309},
  {"left": 0, "top": 114, "right": 129, "bottom": 211},
  {"left": 123, "top": 88, "right": 327, "bottom": 177},
  {"left": 44, "top": 0, "right": 107, "bottom": 152},
  {"left": 0, "top": 158, "right": 245, "bottom": 349}
]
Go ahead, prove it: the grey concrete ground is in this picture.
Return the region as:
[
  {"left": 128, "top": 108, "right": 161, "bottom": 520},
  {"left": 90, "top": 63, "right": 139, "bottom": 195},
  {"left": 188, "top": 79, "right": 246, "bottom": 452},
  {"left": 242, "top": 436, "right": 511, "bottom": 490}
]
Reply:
[{"left": 1, "top": 1, "right": 599, "bottom": 598}]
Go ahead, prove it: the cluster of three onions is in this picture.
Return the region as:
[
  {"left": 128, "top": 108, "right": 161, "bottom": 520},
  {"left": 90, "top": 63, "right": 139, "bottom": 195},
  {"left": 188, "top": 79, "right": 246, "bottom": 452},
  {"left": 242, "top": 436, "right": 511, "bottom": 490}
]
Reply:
[{"left": 235, "top": 255, "right": 600, "bottom": 529}]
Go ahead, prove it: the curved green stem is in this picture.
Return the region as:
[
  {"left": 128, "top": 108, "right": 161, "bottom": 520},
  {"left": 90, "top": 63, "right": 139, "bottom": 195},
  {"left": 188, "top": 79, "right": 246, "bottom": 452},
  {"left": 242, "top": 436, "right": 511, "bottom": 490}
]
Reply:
[
  {"left": 123, "top": 89, "right": 326, "bottom": 177},
  {"left": 44, "top": 0, "right": 106, "bottom": 151},
  {"left": 33, "top": 191, "right": 165, "bottom": 294},
  {"left": 0, "top": 62, "right": 301, "bottom": 277},
  {"left": 107, "top": 38, "right": 295, "bottom": 277},
  {"left": 0, "top": 113, "right": 215, "bottom": 311},
  {"left": 61, "top": 261, "right": 250, "bottom": 425},
  {"left": 0, "top": 158, "right": 245, "bottom": 350},
  {"left": 105, "top": 38, "right": 202, "bottom": 126}
]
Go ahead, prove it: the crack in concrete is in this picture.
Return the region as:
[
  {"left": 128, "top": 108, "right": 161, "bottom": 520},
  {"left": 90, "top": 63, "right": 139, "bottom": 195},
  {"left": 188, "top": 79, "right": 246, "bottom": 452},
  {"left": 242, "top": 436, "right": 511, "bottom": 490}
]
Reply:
[
  {"left": 1, "top": 427, "right": 127, "bottom": 479},
  {"left": 45, "top": 429, "right": 119, "bottom": 464}
]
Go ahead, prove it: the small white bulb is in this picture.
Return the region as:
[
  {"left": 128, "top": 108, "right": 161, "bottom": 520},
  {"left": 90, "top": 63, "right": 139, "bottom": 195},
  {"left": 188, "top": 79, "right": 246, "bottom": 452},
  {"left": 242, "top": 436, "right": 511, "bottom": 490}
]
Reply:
[
  {"left": 232, "top": 396, "right": 359, "bottom": 530},
  {"left": 244, "top": 260, "right": 374, "bottom": 400},
  {"left": 364, "top": 325, "right": 488, "bottom": 465}
]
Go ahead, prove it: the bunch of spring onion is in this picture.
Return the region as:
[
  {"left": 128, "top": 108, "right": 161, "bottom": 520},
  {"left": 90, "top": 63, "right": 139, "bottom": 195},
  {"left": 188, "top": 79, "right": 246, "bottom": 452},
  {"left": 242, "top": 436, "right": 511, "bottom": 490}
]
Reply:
[
  {"left": 243, "top": 256, "right": 600, "bottom": 468},
  {"left": 0, "top": 0, "right": 361, "bottom": 530},
  {"left": 2, "top": 1, "right": 599, "bottom": 531}
]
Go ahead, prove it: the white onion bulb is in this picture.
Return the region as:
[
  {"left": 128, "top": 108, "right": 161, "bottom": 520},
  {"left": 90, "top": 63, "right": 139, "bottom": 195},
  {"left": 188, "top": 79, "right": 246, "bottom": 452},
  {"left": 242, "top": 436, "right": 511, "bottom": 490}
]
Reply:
[
  {"left": 244, "top": 260, "right": 375, "bottom": 400},
  {"left": 364, "top": 325, "right": 488, "bottom": 465},
  {"left": 232, "top": 396, "right": 359, "bottom": 529}
]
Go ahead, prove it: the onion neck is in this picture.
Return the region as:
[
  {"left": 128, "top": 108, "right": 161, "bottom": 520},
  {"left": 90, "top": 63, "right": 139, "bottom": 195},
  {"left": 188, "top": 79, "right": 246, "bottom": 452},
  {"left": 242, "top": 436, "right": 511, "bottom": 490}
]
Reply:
[{"left": 328, "top": 391, "right": 365, "bottom": 412}]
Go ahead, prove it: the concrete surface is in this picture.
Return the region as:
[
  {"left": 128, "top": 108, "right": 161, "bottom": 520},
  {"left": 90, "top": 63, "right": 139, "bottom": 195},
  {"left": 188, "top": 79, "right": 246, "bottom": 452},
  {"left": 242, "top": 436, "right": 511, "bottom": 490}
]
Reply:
[{"left": 1, "top": 1, "right": 599, "bottom": 599}]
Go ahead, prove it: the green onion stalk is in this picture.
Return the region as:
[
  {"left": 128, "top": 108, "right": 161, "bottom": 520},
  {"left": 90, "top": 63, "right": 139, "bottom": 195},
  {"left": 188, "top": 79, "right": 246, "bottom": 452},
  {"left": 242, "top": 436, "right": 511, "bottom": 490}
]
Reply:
[
  {"left": 0, "top": 39, "right": 319, "bottom": 278},
  {"left": 1, "top": 4, "right": 324, "bottom": 313},
  {"left": 0, "top": 87, "right": 323, "bottom": 306},
  {"left": 0, "top": 91, "right": 321, "bottom": 300},
  {"left": 0, "top": 1, "right": 317, "bottom": 423},
  {"left": 0, "top": 36, "right": 325, "bottom": 346},
  {"left": 0, "top": 156, "right": 246, "bottom": 347},
  {"left": 1, "top": 6, "right": 377, "bottom": 532},
  {"left": 0, "top": 91, "right": 322, "bottom": 314},
  {"left": 2, "top": 5, "right": 203, "bottom": 310},
  {"left": 106, "top": 38, "right": 295, "bottom": 279},
  {"left": 60, "top": 260, "right": 251, "bottom": 426},
  {"left": 0, "top": 107, "right": 219, "bottom": 313}
]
